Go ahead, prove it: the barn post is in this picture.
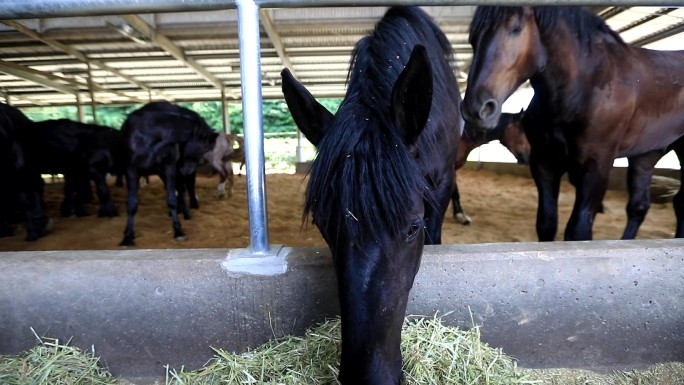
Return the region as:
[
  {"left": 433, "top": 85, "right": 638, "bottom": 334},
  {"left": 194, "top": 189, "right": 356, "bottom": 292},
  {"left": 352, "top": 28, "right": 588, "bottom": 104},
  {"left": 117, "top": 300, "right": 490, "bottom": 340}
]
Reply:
[
  {"left": 86, "top": 62, "right": 98, "bottom": 123},
  {"left": 236, "top": 0, "right": 270, "bottom": 253},
  {"left": 221, "top": 86, "right": 230, "bottom": 134},
  {"left": 76, "top": 93, "right": 86, "bottom": 122}
]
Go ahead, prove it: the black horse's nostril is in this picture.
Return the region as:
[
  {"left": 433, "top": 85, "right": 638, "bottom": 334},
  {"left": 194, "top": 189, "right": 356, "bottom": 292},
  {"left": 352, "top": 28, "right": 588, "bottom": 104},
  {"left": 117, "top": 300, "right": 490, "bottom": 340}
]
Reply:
[{"left": 478, "top": 99, "right": 500, "bottom": 122}]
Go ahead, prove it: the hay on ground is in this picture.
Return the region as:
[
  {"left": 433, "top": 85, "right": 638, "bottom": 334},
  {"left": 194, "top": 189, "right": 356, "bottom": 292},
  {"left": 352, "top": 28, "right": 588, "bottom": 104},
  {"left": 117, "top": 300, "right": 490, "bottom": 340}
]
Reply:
[{"left": 2, "top": 318, "right": 684, "bottom": 385}]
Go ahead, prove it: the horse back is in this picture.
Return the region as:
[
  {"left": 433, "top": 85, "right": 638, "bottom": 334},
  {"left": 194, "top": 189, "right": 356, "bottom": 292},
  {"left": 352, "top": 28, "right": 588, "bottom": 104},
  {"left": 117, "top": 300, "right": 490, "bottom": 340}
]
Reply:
[{"left": 609, "top": 48, "right": 684, "bottom": 157}]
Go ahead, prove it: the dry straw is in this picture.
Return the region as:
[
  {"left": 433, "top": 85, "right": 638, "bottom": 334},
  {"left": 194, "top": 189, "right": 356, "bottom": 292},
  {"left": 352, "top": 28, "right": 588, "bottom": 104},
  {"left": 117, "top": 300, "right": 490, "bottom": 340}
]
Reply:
[
  {"left": 2, "top": 318, "right": 683, "bottom": 385},
  {"left": 165, "top": 315, "right": 533, "bottom": 385},
  {"left": 0, "top": 328, "right": 116, "bottom": 385}
]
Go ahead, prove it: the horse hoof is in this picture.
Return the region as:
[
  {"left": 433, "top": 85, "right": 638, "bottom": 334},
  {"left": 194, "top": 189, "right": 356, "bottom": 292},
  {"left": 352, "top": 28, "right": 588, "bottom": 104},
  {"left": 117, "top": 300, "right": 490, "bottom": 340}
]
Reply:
[
  {"left": 455, "top": 213, "right": 472, "bottom": 226},
  {"left": 120, "top": 235, "right": 135, "bottom": 247},
  {"left": 98, "top": 210, "right": 119, "bottom": 218},
  {"left": 76, "top": 211, "right": 91, "bottom": 218},
  {"left": 174, "top": 235, "right": 188, "bottom": 242}
]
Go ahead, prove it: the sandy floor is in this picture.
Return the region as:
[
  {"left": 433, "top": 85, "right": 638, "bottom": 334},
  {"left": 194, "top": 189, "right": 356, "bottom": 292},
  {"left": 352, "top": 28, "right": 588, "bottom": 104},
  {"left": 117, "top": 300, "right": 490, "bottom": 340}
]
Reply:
[{"left": 0, "top": 168, "right": 677, "bottom": 252}]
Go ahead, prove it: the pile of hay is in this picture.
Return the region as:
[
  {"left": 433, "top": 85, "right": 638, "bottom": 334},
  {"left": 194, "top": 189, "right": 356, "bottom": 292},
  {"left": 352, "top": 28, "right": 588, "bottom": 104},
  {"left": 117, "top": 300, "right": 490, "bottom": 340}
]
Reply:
[
  {"left": 3, "top": 317, "right": 684, "bottom": 385},
  {"left": 0, "top": 330, "right": 116, "bottom": 385},
  {"left": 166, "top": 315, "right": 528, "bottom": 385}
]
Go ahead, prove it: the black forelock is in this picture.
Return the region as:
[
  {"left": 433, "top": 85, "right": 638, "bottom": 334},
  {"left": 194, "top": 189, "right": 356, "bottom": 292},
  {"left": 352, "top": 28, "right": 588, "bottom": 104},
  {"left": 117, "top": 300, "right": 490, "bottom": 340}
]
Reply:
[{"left": 304, "top": 6, "right": 450, "bottom": 248}]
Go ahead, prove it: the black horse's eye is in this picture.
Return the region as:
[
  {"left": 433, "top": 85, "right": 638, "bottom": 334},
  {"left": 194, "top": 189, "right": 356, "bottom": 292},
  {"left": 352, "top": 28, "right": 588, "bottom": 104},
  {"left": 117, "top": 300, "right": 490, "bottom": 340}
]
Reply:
[{"left": 406, "top": 218, "right": 424, "bottom": 242}]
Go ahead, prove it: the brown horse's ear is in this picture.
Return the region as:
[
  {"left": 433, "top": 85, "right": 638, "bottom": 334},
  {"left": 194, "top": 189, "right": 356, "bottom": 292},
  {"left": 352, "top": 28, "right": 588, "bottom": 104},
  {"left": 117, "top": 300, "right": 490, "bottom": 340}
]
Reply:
[
  {"left": 391, "top": 44, "right": 433, "bottom": 148},
  {"left": 281, "top": 68, "right": 333, "bottom": 147}
]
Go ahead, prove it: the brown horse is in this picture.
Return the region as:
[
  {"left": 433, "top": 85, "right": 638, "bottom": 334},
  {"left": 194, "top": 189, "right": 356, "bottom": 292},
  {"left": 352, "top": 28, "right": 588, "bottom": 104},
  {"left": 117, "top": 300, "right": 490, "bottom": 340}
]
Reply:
[
  {"left": 452, "top": 111, "right": 529, "bottom": 224},
  {"left": 462, "top": 6, "right": 684, "bottom": 241}
]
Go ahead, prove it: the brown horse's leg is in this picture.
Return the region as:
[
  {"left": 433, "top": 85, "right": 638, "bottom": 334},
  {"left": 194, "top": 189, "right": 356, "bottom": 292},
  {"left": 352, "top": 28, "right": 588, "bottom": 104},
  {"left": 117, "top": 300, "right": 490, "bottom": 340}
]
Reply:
[
  {"left": 622, "top": 151, "right": 664, "bottom": 239},
  {"left": 451, "top": 175, "right": 472, "bottom": 225},
  {"left": 669, "top": 137, "right": 684, "bottom": 237},
  {"left": 564, "top": 159, "right": 612, "bottom": 241},
  {"left": 530, "top": 145, "right": 565, "bottom": 241},
  {"left": 424, "top": 168, "right": 454, "bottom": 244}
]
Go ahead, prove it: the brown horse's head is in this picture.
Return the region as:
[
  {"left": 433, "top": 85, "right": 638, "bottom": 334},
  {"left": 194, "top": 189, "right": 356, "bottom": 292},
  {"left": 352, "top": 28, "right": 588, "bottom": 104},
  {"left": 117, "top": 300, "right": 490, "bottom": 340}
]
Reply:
[
  {"left": 462, "top": 6, "right": 546, "bottom": 129},
  {"left": 499, "top": 110, "right": 530, "bottom": 164}
]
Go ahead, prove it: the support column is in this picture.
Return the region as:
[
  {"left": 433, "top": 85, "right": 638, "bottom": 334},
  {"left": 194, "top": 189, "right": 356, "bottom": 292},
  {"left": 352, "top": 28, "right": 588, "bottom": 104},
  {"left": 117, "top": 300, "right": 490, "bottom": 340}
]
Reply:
[
  {"left": 221, "top": 87, "right": 230, "bottom": 134},
  {"left": 237, "top": 0, "right": 269, "bottom": 253},
  {"left": 87, "top": 63, "right": 97, "bottom": 123},
  {"left": 76, "top": 93, "right": 86, "bottom": 122}
]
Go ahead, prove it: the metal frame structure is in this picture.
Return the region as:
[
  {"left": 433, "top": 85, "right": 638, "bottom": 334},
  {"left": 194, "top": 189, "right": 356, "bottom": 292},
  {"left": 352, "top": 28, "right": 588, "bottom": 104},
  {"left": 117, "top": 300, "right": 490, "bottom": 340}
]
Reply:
[{"left": 0, "top": 0, "right": 680, "bottom": 252}]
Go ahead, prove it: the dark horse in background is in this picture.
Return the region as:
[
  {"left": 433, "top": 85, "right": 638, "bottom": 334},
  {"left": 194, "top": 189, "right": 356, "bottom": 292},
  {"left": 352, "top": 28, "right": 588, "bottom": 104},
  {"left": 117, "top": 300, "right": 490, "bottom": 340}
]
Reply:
[
  {"left": 463, "top": 6, "right": 684, "bottom": 241},
  {"left": 119, "top": 101, "right": 218, "bottom": 246},
  {"left": 452, "top": 111, "right": 529, "bottom": 224},
  {"left": 282, "top": 6, "right": 460, "bottom": 385},
  {"left": 32, "top": 119, "right": 123, "bottom": 218},
  {"left": 0, "top": 103, "right": 50, "bottom": 241}
]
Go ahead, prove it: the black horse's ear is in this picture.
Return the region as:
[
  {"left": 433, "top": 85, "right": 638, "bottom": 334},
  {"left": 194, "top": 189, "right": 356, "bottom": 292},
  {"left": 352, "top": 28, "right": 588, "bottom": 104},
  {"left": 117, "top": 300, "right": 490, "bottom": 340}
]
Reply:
[
  {"left": 281, "top": 68, "right": 334, "bottom": 147},
  {"left": 391, "top": 44, "right": 433, "bottom": 148}
]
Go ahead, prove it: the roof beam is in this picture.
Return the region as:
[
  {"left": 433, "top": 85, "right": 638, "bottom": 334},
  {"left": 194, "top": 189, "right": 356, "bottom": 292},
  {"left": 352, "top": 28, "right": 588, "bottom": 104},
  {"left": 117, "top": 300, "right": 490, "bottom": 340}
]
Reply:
[
  {"left": 0, "top": 60, "right": 77, "bottom": 96},
  {"left": 0, "top": 59, "right": 148, "bottom": 103},
  {"left": 259, "top": 9, "right": 296, "bottom": 78},
  {"left": 615, "top": 8, "right": 676, "bottom": 34},
  {"left": 122, "top": 14, "right": 225, "bottom": 90},
  {"left": 631, "top": 21, "right": 684, "bottom": 47},
  {"left": 1, "top": 19, "right": 155, "bottom": 97}
]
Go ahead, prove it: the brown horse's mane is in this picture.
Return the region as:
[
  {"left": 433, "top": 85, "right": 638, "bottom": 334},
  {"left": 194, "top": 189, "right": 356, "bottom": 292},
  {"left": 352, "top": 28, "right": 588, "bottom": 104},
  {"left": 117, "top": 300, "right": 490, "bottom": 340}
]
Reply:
[{"left": 470, "top": 6, "right": 625, "bottom": 53}]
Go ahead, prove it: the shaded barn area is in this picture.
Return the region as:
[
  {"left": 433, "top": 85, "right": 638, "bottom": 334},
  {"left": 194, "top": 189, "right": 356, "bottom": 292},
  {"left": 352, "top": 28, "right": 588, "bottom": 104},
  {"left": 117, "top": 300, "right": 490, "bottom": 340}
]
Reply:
[
  {"left": 0, "top": 169, "right": 678, "bottom": 251},
  {"left": 1, "top": 2, "right": 683, "bottom": 384}
]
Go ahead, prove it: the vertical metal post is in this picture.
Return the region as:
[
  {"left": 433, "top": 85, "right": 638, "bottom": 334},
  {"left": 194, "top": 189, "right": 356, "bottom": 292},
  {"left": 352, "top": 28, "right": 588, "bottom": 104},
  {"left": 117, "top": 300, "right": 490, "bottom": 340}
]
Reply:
[
  {"left": 76, "top": 93, "right": 86, "bottom": 122},
  {"left": 296, "top": 129, "right": 304, "bottom": 163},
  {"left": 221, "top": 86, "right": 230, "bottom": 134},
  {"left": 237, "top": 0, "right": 270, "bottom": 253},
  {"left": 87, "top": 63, "right": 97, "bottom": 123}
]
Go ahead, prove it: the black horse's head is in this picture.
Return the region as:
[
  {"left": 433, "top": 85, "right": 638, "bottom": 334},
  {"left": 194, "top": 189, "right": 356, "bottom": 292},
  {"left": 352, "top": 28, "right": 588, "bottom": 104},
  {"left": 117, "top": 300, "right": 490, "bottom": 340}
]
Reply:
[{"left": 282, "top": 45, "right": 434, "bottom": 385}]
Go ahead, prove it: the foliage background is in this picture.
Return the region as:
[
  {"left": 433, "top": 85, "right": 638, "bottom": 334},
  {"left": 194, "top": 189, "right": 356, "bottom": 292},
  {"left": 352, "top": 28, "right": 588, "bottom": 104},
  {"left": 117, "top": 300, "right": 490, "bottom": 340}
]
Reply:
[{"left": 20, "top": 99, "right": 343, "bottom": 137}]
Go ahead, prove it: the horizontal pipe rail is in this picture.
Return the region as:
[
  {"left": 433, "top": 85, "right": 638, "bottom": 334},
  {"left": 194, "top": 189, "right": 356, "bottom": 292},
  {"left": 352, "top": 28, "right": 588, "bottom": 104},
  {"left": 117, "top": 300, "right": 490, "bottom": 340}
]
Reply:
[{"left": 0, "top": 0, "right": 679, "bottom": 19}]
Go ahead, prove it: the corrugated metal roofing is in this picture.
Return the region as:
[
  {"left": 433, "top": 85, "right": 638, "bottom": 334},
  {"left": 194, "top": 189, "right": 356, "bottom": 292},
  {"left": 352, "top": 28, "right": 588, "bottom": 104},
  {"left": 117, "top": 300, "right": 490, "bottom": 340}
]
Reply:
[{"left": 1, "top": 6, "right": 683, "bottom": 108}]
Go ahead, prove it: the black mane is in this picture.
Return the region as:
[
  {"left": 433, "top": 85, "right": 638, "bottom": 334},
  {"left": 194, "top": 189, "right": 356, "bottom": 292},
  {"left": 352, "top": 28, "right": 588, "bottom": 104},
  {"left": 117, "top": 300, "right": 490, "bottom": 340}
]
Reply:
[
  {"left": 304, "top": 6, "right": 455, "bottom": 248},
  {"left": 470, "top": 6, "right": 625, "bottom": 51}
]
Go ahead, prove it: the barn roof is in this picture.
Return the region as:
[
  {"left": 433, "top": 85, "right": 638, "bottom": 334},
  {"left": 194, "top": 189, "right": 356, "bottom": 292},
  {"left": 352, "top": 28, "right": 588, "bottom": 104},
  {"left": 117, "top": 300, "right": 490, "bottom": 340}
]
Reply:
[{"left": 1, "top": 5, "right": 683, "bottom": 108}]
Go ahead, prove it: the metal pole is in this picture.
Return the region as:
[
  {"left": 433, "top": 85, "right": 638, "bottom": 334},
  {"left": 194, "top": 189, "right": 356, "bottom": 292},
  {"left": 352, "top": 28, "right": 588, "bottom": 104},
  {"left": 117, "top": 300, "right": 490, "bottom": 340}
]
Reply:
[
  {"left": 296, "top": 129, "right": 304, "bottom": 163},
  {"left": 87, "top": 63, "right": 97, "bottom": 123},
  {"left": 76, "top": 93, "right": 86, "bottom": 122},
  {"left": 237, "top": 0, "right": 270, "bottom": 253},
  {"left": 221, "top": 86, "right": 230, "bottom": 134},
  {"left": 0, "top": 0, "right": 675, "bottom": 19}
]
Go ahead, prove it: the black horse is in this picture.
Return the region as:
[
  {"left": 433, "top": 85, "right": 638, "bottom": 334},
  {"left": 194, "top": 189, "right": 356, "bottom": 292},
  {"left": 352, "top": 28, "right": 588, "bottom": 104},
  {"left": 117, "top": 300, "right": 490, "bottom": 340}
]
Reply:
[
  {"left": 0, "top": 103, "right": 51, "bottom": 241},
  {"left": 32, "top": 119, "right": 122, "bottom": 218},
  {"left": 282, "top": 6, "right": 461, "bottom": 385},
  {"left": 119, "top": 102, "right": 218, "bottom": 246}
]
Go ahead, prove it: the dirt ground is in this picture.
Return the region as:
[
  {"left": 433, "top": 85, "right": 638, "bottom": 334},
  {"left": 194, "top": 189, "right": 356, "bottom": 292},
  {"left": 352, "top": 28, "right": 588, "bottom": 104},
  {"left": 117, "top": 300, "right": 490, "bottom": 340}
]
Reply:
[{"left": 0, "top": 168, "right": 677, "bottom": 252}]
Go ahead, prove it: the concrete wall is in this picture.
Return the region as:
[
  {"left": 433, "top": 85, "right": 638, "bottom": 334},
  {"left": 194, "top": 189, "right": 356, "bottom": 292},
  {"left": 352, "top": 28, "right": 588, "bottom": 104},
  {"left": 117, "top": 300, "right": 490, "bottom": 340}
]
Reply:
[{"left": 1, "top": 240, "right": 683, "bottom": 381}]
